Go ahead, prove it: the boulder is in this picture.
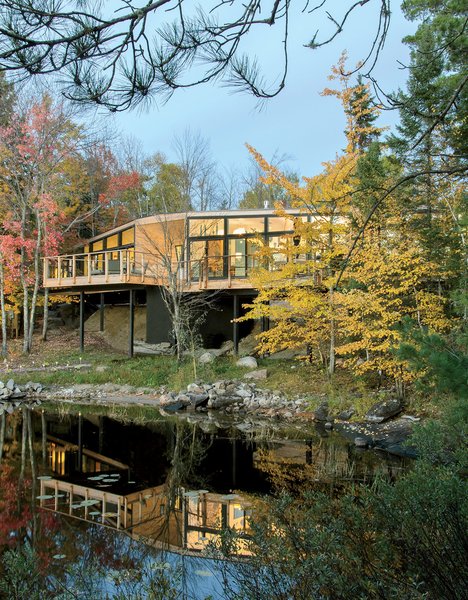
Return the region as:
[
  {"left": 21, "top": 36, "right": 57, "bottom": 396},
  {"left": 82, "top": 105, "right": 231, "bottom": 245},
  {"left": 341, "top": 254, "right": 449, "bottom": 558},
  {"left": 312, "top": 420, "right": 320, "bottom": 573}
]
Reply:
[
  {"left": 336, "top": 407, "right": 355, "bottom": 421},
  {"left": 209, "top": 340, "right": 234, "bottom": 357},
  {"left": 236, "top": 356, "right": 258, "bottom": 369},
  {"left": 366, "top": 398, "right": 403, "bottom": 423},
  {"left": 160, "top": 401, "right": 186, "bottom": 413},
  {"left": 187, "top": 383, "right": 205, "bottom": 394},
  {"left": 207, "top": 395, "right": 239, "bottom": 409},
  {"left": 234, "top": 388, "right": 252, "bottom": 399},
  {"left": 159, "top": 392, "right": 178, "bottom": 406},
  {"left": 134, "top": 340, "right": 173, "bottom": 356},
  {"left": 199, "top": 352, "right": 215, "bottom": 364},
  {"left": 187, "top": 393, "right": 209, "bottom": 408},
  {"left": 244, "top": 368, "right": 268, "bottom": 380},
  {"left": 238, "top": 327, "right": 260, "bottom": 356},
  {"left": 314, "top": 401, "right": 329, "bottom": 422},
  {"left": 266, "top": 346, "right": 307, "bottom": 360},
  {"left": 6, "top": 379, "right": 15, "bottom": 391},
  {"left": 175, "top": 394, "right": 192, "bottom": 406}
]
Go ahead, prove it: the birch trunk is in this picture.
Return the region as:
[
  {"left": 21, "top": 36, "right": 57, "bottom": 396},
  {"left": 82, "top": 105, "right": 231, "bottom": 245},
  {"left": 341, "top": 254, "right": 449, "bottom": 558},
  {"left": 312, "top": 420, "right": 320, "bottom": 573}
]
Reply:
[{"left": 26, "top": 207, "right": 43, "bottom": 352}]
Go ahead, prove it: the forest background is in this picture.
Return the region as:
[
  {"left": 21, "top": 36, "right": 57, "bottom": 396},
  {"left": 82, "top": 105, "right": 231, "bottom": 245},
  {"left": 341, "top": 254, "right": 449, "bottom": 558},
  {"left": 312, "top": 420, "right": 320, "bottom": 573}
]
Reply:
[{"left": 0, "top": 0, "right": 465, "bottom": 405}]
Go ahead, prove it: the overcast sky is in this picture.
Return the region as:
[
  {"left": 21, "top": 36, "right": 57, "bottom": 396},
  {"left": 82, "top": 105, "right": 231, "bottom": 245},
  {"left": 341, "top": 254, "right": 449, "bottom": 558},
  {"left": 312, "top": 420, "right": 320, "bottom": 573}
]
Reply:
[{"left": 109, "top": 2, "right": 415, "bottom": 179}]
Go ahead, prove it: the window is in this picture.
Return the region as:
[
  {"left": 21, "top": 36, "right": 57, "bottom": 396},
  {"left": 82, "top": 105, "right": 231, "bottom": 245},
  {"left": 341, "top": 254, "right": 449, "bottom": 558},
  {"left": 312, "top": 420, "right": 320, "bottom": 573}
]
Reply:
[
  {"left": 228, "top": 238, "right": 260, "bottom": 277},
  {"left": 121, "top": 228, "right": 134, "bottom": 245},
  {"left": 227, "top": 217, "right": 264, "bottom": 235},
  {"left": 268, "top": 236, "right": 289, "bottom": 269},
  {"left": 91, "top": 240, "right": 103, "bottom": 252},
  {"left": 106, "top": 234, "right": 119, "bottom": 249},
  {"left": 268, "top": 216, "right": 296, "bottom": 232},
  {"left": 189, "top": 218, "right": 224, "bottom": 237}
]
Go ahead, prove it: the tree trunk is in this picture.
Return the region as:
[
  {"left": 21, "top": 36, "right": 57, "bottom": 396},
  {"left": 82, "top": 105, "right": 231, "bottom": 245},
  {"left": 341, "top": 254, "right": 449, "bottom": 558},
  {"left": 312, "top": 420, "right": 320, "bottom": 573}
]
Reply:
[
  {"left": 328, "top": 286, "right": 335, "bottom": 376},
  {"left": 27, "top": 208, "right": 43, "bottom": 352},
  {"left": 0, "top": 256, "right": 8, "bottom": 357},
  {"left": 27, "top": 408, "right": 37, "bottom": 485},
  {"left": 27, "top": 408, "right": 38, "bottom": 547},
  {"left": 19, "top": 408, "right": 28, "bottom": 482},
  {"left": 42, "top": 287, "right": 49, "bottom": 341},
  {"left": 20, "top": 203, "right": 30, "bottom": 354}
]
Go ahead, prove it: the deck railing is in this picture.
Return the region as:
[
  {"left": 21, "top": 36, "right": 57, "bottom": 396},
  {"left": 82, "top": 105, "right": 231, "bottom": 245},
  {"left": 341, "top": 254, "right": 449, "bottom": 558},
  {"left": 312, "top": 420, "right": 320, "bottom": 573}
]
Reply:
[{"left": 43, "top": 249, "right": 322, "bottom": 289}]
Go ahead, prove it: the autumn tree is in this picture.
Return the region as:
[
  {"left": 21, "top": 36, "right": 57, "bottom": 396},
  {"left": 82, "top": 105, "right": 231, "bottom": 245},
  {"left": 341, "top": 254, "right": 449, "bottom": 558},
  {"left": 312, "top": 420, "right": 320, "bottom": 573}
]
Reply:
[
  {"left": 0, "top": 95, "right": 80, "bottom": 353},
  {"left": 242, "top": 60, "right": 383, "bottom": 375},
  {"left": 145, "top": 153, "right": 192, "bottom": 214}
]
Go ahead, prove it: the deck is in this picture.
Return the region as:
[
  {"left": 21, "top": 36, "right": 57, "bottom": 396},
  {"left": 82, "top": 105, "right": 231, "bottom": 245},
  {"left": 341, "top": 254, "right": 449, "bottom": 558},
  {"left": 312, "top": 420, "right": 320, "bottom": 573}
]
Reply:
[{"left": 43, "top": 250, "right": 259, "bottom": 292}]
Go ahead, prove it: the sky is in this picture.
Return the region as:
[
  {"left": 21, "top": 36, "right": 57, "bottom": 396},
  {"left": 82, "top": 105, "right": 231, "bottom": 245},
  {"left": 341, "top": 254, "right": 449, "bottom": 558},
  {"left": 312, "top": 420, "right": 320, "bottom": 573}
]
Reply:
[{"left": 107, "top": 1, "right": 415, "bottom": 180}]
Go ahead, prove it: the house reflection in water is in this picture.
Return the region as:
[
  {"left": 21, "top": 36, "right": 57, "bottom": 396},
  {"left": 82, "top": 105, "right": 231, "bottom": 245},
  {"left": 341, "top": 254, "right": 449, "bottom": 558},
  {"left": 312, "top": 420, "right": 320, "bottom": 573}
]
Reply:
[{"left": 39, "top": 435, "right": 253, "bottom": 555}]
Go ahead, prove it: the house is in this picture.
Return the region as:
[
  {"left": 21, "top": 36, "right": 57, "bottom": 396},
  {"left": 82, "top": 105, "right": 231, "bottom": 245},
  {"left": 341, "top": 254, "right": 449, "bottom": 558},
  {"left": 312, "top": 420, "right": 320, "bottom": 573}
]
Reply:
[{"left": 43, "top": 209, "right": 313, "bottom": 354}]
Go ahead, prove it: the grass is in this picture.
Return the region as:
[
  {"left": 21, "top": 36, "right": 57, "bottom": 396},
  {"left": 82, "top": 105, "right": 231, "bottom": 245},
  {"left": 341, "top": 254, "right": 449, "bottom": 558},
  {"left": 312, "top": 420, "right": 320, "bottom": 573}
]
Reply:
[
  {"left": 2, "top": 331, "right": 437, "bottom": 418},
  {"left": 8, "top": 348, "right": 376, "bottom": 416}
]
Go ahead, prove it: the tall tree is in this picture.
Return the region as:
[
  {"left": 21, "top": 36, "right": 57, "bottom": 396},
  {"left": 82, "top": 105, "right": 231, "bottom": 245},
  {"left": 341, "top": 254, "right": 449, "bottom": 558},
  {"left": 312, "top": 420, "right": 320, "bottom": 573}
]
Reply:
[
  {"left": 0, "top": 95, "right": 79, "bottom": 353},
  {"left": 242, "top": 66, "right": 383, "bottom": 375},
  {"left": 145, "top": 153, "right": 192, "bottom": 214}
]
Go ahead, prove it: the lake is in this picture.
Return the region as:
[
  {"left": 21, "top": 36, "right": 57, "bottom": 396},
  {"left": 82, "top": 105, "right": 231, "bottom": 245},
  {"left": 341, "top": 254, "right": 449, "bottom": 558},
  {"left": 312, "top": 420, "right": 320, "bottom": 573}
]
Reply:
[{"left": 0, "top": 404, "right": 408, "bottom": 598}]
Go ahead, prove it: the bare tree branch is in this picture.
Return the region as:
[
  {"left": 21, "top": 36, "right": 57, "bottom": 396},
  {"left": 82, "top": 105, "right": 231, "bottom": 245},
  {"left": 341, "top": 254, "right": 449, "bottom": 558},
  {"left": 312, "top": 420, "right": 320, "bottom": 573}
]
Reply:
[{"left": 0, "top": 1, "right": 391, "bottom": 111}]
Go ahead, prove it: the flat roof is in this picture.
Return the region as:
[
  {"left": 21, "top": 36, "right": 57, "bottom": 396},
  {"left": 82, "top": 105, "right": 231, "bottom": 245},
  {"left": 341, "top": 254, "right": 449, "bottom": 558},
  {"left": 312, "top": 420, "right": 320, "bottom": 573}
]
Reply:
[{"left": 86, "top": 209, "right": 305, "bottom": 244}]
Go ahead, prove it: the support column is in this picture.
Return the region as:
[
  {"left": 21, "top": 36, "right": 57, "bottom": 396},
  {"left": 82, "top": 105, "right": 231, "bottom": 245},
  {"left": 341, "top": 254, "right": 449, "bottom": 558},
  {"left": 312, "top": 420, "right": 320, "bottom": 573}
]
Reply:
[
  {"left": 79, "top": 291, "right": 85, "bottom": 353},
  {"left": 99, "top": 293, "right": 105, "bottom": 332},
  {"left": 77, "top": 412, "right": 83, "bottom": 472},
  {"left": 233, "top": 295, "right": 240, "bottom": 355},
  {"left": 129, "top": 289, "right": 134, "bottom": 358},
  {"left": 261, "top": 301, "right": 270, "bottom": 333}
]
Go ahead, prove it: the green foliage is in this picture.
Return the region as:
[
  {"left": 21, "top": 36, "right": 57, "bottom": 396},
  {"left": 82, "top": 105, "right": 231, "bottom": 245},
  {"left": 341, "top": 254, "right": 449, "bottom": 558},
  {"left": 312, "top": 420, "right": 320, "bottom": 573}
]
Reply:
[
  {"left": 398, "top": 324, "right": 468, "bottom": 399},
  {"left": 0, "top": 544, "right": 49, "bottom": 600},
  {"left": 219, "top": 400, "right": 468, "bottom": 599}
]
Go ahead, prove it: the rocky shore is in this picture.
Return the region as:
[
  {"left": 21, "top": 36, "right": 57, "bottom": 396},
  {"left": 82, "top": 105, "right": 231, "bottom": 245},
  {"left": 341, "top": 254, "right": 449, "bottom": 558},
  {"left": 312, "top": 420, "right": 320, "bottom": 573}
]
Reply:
[{"left": 0, "top": 365, "right": 419, "bottom": 458}]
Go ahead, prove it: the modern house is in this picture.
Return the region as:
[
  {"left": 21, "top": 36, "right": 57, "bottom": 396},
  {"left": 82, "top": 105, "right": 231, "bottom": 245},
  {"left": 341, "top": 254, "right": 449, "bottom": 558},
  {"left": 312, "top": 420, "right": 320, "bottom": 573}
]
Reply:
[{"left": 43, "top": 209, "right": 312, "bottom": 354}]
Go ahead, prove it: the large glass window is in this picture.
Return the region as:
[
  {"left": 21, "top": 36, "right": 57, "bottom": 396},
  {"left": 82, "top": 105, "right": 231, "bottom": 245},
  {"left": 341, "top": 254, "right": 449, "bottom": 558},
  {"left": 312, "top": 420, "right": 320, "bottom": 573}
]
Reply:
[
  {"left": 189, "top": 219, "right": 224, "bottom": 237},
  {"left": 121, "top": 228, "right": 134, "bottom": 245},
  {"left": 189, "top": 239, "right": 224, "bottom": 279},
  {"left": 91, "top": 240, "right": 103, "bottom": 252},
  {"left": 227, "top": 217, "right": 264, "bottom": 235},
  {"left": 268, "top": 236, "right": 289, "bottom": 269},
  {"left": 228, "top": 239, "right": 260, "bottom": 277},
  {"left": 268, "top": 216, "right": 296, "bottom": 232}
]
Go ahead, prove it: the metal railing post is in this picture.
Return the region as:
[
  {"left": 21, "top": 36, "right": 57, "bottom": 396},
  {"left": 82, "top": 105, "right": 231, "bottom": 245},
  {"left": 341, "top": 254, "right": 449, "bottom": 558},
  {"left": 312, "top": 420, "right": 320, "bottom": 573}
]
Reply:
[{"left": 105, "top": 251, "right": 109, "bottom": 283}]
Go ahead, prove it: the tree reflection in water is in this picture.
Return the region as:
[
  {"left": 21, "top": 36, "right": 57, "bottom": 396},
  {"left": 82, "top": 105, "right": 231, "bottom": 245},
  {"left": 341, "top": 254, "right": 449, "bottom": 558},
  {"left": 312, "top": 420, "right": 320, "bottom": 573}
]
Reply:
[{"left": 0, "top": 406, "right": 414, "bottom": 599}]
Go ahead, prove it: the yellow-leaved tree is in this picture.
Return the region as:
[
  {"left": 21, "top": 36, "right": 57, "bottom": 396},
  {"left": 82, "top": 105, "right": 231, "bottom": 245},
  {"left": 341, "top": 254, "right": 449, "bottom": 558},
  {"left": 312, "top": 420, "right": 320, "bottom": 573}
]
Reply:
[
  {"left": 242, "top": 56, "right": 451, "bottom": 395},
  {"left": 336, "top": 237, "right": 450, "bottom": 397},
  {"left": 242, "top": 55, "right": 383, "bottom": 375}
]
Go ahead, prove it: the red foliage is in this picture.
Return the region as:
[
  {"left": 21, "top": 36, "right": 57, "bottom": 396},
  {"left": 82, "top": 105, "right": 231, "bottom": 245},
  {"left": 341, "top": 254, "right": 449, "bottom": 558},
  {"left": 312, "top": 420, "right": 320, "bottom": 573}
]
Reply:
[
  {"left": 99, "top": 170, "right": 142, "bottom": 205},
  {"left": 0, "top": 466, "right": 32, "bottom": 548}
]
